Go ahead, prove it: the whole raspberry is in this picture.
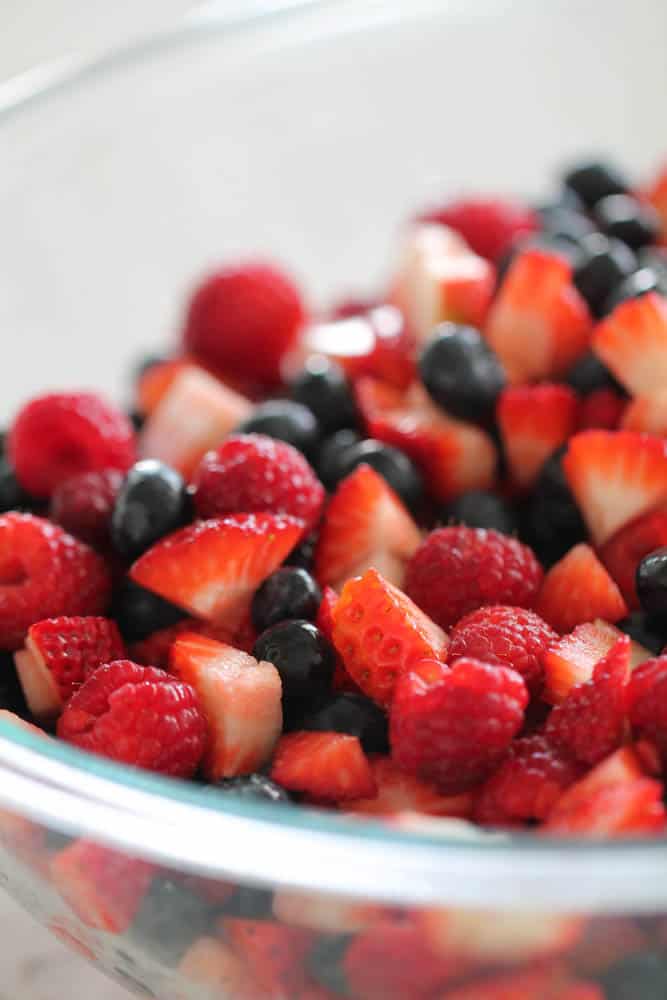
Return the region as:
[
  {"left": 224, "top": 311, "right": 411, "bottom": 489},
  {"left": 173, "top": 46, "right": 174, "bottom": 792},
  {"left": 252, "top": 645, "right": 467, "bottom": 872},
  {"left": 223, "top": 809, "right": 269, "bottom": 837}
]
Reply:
[
  {"left": 628, "top": 655, "right": 667, "bottom": 759},
  {"left": 57, "top": 660, "right": 207, "bottom": 778},
  {"left": 0, "top": 513, "right": 111, "bottom": 650},
  {"left": 192, "top": 434, "right": 324, "bottom": 535},
  {"left": 183, "top": 263, "right": 306, "bottom": 386},
  {"left": 390, "top": 657, "right": 528, "bottom": 793},
  {"left": 405, "top": 526, "right": 543, "bottom": 631},
  {"left": 50, "top": 469, "right": 124, "bottom": 549},
  {"left": 8, "top": 392, "right": 136, "bottom": 498},
  {"left": 418, "top": 197, "right": 539, "bottom": 262}
]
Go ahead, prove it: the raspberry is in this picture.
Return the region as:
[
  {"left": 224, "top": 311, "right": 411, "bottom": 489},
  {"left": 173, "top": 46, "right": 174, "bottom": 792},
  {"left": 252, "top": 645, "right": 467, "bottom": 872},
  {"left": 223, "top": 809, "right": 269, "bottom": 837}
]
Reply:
[
  {"left": 628, "top": 655, "right": 667, "bottom": 759},
  {"left": 183, "top": 263, "right": 306, "bottom": 385},
  {"left": 390, "top": 657, "right": 529, "bottom": 793},
  {"left": 449, "top": 605, "right": 557, "bottom": 696},
  {"left": 50, "top": 469, "right": 124, "bottom": 549},
  {"left": 577, "top": 389, "right": 626, "bottom": 430},
  {"left": 418, "top": 197, "right": 539, "bottom": 262},
  {"left": 405, "top": 526, "right": 543, "bottom": 631},
  {"left": 192, "top": 434, "right": 324, "bottom": 535},
  {"left": 8, "top": 392, "right": 136, "bottom": 498},
  {"left": 57, "top": 660, "right": 207, "bottom": 778},
  {"left": 0, "top": 513, "right": 111, "bottom": 650}
]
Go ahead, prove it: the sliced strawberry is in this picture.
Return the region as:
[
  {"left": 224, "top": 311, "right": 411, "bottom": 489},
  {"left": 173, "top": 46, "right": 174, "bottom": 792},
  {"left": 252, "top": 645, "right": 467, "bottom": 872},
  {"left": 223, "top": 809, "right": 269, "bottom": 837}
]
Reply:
[
  {"left": 646, "top": 163, "right": 667, "bottom": 242},
  {"left": 593, "top": 292, "right": 667, "bottom": 396},
  {"left": 578, "top": 388, "right": 626, "bottom": 431},
  {"left": 171, "top": 633, "right": 282, "bottom": 780},
  {"left": 316, "top": 587, "right": 362, "bottom": 694},
  {"left": 272, "top": 889, "right": 386, "bottom": 933},
  {"left": 270, "top": 731, "right": 376, "bottom": 802},
  {"left": 130, "top": 512, "right": 303, "bottom": 630},
  {"left": 621, "top": 390, "right": 667, "bottom": 436},
  {"left": 444, "top": 971, "right": 603, "bottom": 1000},
  {"left": 178, "top": 936, "right": 258, "bottom": 997},
  {"left": 418, "top": 197, "right": 539, "bottom": 262},
  {"left": 331, "top": 567, "right": 448, "bottom": 707},
  {"left": 136, "top": 357, "right": 190, "bottom": 416},
  {"left": 563, "top": 430, "right": 667, "bottom": 545},
  {"left": 314, "top": 465, "right": 421, "bottom": 591},
  {"left": 496, "top": 383, "right": 579, "bottom": 489},
  {"left": 345, "top": 755, "right": 473, "bottom": 818},
  {"left": 543, "top": 619, "right": 651, "bottom": 704},
  {"left": 224, "top": 918, "right": 313, "bottom": 997},
  {"left": 129, "top": 617, "right": 251, "bottom": 669},
  {"left": 536, "top": 543, "right": 627, "bottom": 634},
  {"left": 600, "top": 508, "right": 667, "bottom": 608}
]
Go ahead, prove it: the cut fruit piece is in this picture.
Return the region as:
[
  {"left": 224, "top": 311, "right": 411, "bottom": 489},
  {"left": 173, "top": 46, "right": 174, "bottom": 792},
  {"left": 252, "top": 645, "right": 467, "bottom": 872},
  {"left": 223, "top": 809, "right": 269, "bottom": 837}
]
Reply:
[
  {"left": 535, "top": 543, "right": 627, "bottom": 634},
  {"left": 272, "top": 890, "right": 385, "bottom": 933},
  {"left": 600, "top": 508, "right": 667, "bottom": 608},
  {"left": 345, "top": 755, "right": 473, "bottom": 818},
  {"left": 224, "top": 918, "right": 314, "bottom": 998},
  {"left": 178, "top": 937, "right": 257, "bottom": 998},
  {"left": 444, "top": 971, "right": 603, "bottom": 1000},
  {"left": 418, "top": 197, "right": 539, "bottom": 263},
  {"left": 592, "top": 292, "right": 667, "bottom": 397},
  {"left": 496, "top": 383, "right": 579, "bottom": 489},
  {"left": 645, "top": 163, "right": 667, "bottom": 242},
  {"left": 621, "top": 391, "right": 667, "bottom": 436},
  {"left": 136, "top": 357, "right": 190, "bottom": 416},
  {"left": 270, "top": 731, "right": 376, "bottom": 802}
]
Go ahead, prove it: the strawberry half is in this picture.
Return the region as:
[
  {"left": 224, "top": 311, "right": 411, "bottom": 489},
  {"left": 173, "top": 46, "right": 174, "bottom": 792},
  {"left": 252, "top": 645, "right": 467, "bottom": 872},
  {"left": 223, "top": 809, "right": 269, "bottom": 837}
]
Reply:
[
  {"left": 496, "top": 383, "right": 579, "bottom": 489},
  {"left": 345, "top": 755, "right": 473, "bottom": 818},
  {"left": 171, "top": 633, "right": 282, "bottom": 780},
  {"left": 535, "top": 543, "right": 627, "bottom": 634},
  {"left": 600, "top": 508, "right": 667, "bottom": 608},
  {"left": 224, "top": 918, "right": 314, "bottom": 998},
  {"left": 444, "top": 971, "right": 603, "bottom": 1000},
  {"left": 178, "top": 937, "right": 258, "bottom": 997},
  {"left": 130, "top": 512, "right": 303, "bottom": 630},
  {"left": 621, "top": 391, "right": 667, "bottom": 435},
  {"left": 563, "top": 430, "right": 667, "bottom": 545},
  {"left": 272, "top": 889, "right": 386, "bottom": 933},
  {"left": 646, "top": 163, "right": 667, "bottom": 242},
  {"left": 270, "top": 731, "right": 376, "bottom": 802},
  {"left": 592, "top": 292, "right": 667, "bottom": 397},
  {"left": 314, "top": 464, "right": 421, "bottom": 591}
]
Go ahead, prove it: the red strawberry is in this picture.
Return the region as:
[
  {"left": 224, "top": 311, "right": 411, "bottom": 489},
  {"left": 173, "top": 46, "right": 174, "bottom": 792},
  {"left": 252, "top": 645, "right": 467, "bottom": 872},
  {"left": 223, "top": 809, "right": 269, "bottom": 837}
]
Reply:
[
  {"left": 535, "top": 543, "right": 627, "bottom": 634},
  {"left": 331, "top": 568, "right": 448, "bottom": 707},
  {"left": 405, "top": 525, "right": 543, "bottom": 631},
  {"left": 224, "top": 918, "right": 313, "bottom": 997},
  {"left": 578, "top": 388, "right": 626, "bottom": 430},
  {"left": 346, "top": 755, "right": 473, "bottom": 818},
  {"left": 485, "top": 249, "right": 592, "bottom": 383},
  {"left": 129, "top": 617, "right": 251, "bottom": 669},
  {"left": 592, "top": 292, "right": 667, "bottom": 396},
  {"left": 136, "top": 357, "right": 191, "bottom": 415},
  {"left": 390, "top": 657, "right": 528, "bottom": 793},
  {"left": 418, "top": 197, "right": 539, "bottom": 262},
  {"left": 314, "top": 465, "right": 421, "bottom": 591},
  {"left": 627, "top": 655, "right": 667, "bottom": 762},
  {"left": 130, "top": 512, "right": 303, "bottom": 630},
  {"left": 49, "top": 468, "right": 124, "bottom": 549},
  {"left": 443, "top": 971, "right": 603, "bottom": 1000},
  {"left": 270, "top": 731, "right": 376, "bottom": 801},
  {"left": 14, "top": 615, "right": 124, "bottom": 720},
  {"left": 171, "top": 633, "right": 282, "bottom": 780},
  {"left": 178, "top": 937, "right": 257, "bottom": 998},
  {"left": 0, "top": 513, "right": 111, "bottom": 651},
  {"left": 316, "top": 587, "right": 361, "bottom": 694},
  {"left": 272, "top": 889, "right": 386, "bottom": 933},
  {"left": 600, "top": 508, "right": 667, "bottom": 607},
  {"left": 496, "top": 383, "right": 579, "bottom": 489},
  {"left": 8, "top": 392, "right": 135, "bottom": 498},
  {"left": 622, "top": 391, "right": 667, "bottom": 435},
  {"left": 646, "top": 163, "right": 667, "bottom": 242}
]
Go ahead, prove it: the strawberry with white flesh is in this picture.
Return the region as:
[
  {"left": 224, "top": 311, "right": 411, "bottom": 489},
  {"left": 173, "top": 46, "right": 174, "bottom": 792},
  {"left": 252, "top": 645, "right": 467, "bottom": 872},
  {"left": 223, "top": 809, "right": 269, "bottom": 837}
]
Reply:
[
  {"left": 345, "top": 756, "right": 473, "bottom": 818},
  {"left": 14, "top": 616, "right": 124, "bottom": 722},
  {"left": 592, "top": 293, "right": 667, "bottom": 397},
  {"left": 646, "top": 163, "right": 667, "bottom": 242},
  {"left": 270, "top": 731, "right": 377, "bottom": 801},
  {"left": 314, "top": 464, "right": 421, "bottom": 591},
  {"left": 485, "top": 249, "right": 592, "bottom": 383},
  {"left": 272, "top": 889, "right": 386, "bottom": 933},
  {"left": 600, "top": 508, "right": 667, "bottom": 608},
  {"left": 535, "top": 543, "right": 628, "bottom": 634},
  {"left": 621, "top": 391, "right": 667, "bottom": 436},
  {"left": 171, "top": 633, "right": 282, "bottom": 780},
  {"left": 564, "top": 430, "right": 667, "bottom": 546},
  {"left": 130, "top": 512, "right": 303, "bottom": 631},
  {"left": 497, "top": 384, "right": 580, "bottom": 489}
]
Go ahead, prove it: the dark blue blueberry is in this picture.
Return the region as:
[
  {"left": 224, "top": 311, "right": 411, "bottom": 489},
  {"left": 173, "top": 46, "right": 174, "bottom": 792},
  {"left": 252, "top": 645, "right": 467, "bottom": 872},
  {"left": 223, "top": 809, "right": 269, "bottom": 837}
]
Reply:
[
  {"left": 563, "top": 160, "right": 629, "bottom": 209},
  {"left": 290, "top": 357, "right": 357, "bottom": 434},
  {"left": 519, "top": 447, "right": 586, "bottom": 567},
  {"left": 597, "top": 952, "right": 667, "bottom": 1000},
  {"left": 0, "top": 653, "right": 30, "bottom": 719},
  {"left": 112, "top": 580, "right": 185, "bottom": 640},
  {"left": 332, "top": 439, "right": 424, "bottom": 511},
  {"left": 638, "top": 247, "right": 667, "bottom": 281},
  {"left": 130, "top": 876, "right": 218, "bottom": 965},
  {"left": 237, "top": 400, "right": 320, "bottom": 457},
  {"left": 564, "top": 351, "right": 624, "bottom": 395},
  {"left": 221, "top": 886, "right": 274, "bottom": 920},
  {"left": 595, "top": 194, "right": 661, "bottom": 251},
  {"left": 0, "top": 458, "right": 27, "bottom": 513},
  {"left": 111, "top": 460, "right": 192, "bottom": 560},
  {"left": 286, "top": 531, "right": 318, "bottom": 570},
  {"left": 253, "top": 620, "right": 335, "bottom": 710},
  {"left": 617, "top": 612, "right": 667, "bottom": 656},
  {"left": 573, "top": 233, "right": 637, "bottom": 316},
  {"left": 538, "top": 206, "right": 596, "bottom": 244},
  {"left": 419, "top": 323, "right": 506, "bottom": 426},
  {"left": 535, "top": 187, "right": 586, "bottom": 216},
  {"left": 215, "top": 774, "right": 292, "bottom": 804},
  {"left": 439, "top": 490, "right": 518, "bottom": 536},
  {"left": 603, "top": 266, "right": 667, "bottom": 314},
  {"left": 317, "top": 429, "right": 363, "bottom": 490},
  {"left": 636, "top": 547, "right": 667, "bottom": 618},
  {"left": 301, "top": 692, "right": 389, "bottom": 754},
  {"left": 307, "top": 934, "right": 352, "bottom": 996},
  {"left": 251, "top": 567, "right": 322, "bottom": 632}
]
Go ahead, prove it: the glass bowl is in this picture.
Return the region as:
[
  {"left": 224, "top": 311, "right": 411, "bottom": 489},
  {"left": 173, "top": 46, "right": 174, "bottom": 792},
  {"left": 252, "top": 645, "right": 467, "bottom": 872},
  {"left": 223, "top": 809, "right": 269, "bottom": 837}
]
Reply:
[{"left": 1, "top": 1, "right": 667, "bottom": 996}]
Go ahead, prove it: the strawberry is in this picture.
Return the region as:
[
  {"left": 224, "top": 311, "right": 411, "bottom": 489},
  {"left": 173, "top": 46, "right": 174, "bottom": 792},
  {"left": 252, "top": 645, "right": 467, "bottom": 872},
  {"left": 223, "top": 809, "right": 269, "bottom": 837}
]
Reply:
[
  {"left": 270, "top": 731, "right": 376, "bottom": 801},
  {"left": 563, "top": 430, "right": 667, "bottom": 545},
  {"left": 314, "top": 465, "right": 421, "bottom": 591},
  {"left": 646, "top": 162, "right": 667, "bottom": 242},
  {"left": 535, "top": 543, "right": 627, "bottom": 634},
  {"left": 443, "top": 971, "right": 603, "bottom": 1000},
  {"left": 136, "top": 357, "right": 191, "bottom": 416},
  {"left": 592, "top": 292, "right": 667, "bottom": 396},
  {"left": 129, "top": 617, "right": 252, "bottom": 669},
  {"left": 178, "top": 936, "right": 257, "bottom": 998},
  {"left": 496, "top": 383, "right": 579, "bottom": 489},
  {"left": 418, "top": 197, "right": 539, "bottom": 262},
  {"left": 331, "top": 568, "right": 448, "bottom": 707},
  {"left": 130, "top": 512, "right": 303, "bottom": 630},
  {"left": 600, "top": 508, "right": 667, "bottom": 607},
  {"left": 224, "top": 918, "right": 313, "bottom": 997},
  {"left": 577, "top": 388, "right": 626, "bottom": 431},
  {"left": 272, "top": 889, "right": 386, "bottom": 933},
  {"left": 316, "top": 587, "right": 361, "bottom": 694},
  {"left": 622, "top": 391, "right": 667, "bottom": 435},
  {"left": 171, "top": 633, "right": 282, "bottom": 780},
  {"left": 345, "top": 755, "right": 473, "bottom": 817}
]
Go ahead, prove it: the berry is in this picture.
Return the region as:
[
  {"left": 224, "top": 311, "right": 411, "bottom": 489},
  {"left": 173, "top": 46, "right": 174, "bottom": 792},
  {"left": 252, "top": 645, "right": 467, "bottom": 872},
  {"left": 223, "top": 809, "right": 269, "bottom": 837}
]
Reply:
[
  {"left": 130, "top": 512, "right": 303, "bottom": 631},
  {"left": 289, "top": 357, "right": 357, "bottom": 434},
  {"left": 563, "top": 160, "right": 629, "bottom": 208},
  {"left": 419, "top": 323, "right": 506, "bottom": 425},
  {"left": 129, "top": 617, "right": 250, "bottom": 668},
  {"left": 446, "top": 972, "right": 603, "bottom": 1000},
  {"left": 0, "top": 513, "right": 111, "bottom": 650},
  {"left": 600, "top": 510, "right": 667, "bottom": 608},
  {"left": 419, "top": 196, "right": 538, "bottom": 262},
  {"left": 316, "top": 429, "right": 362, "bottom": 490},
  {"left": 300, "top": 692, "right": 389, "bottom": 754},
  {"left": 449, "top": 605, "right": 557, "bottom": 696},
  {"left": 177, "top": 937, "right": 255, "bottom": 996},
  {"left": 183, "top": 263, "right": 306, "bottom": 385},
  {"left": 0, "top": 458, "right": 30, "bottom": 513},
  {"left": 496, "top": 383, "right": 579, "bottom": 489},
  {"left": 598, "top": 952, "right": 667, "bottom": 1000},
  {"left": 331, "top": 568, "right": 447, "bottom": 707},
  {"left": 331, "top": 438, "right": 425, "bottom": 512},
  {"left": 130, "top": 875, "right": 219, "bottom": 965},
  {"left": 237, "top": 400, "right": 320, "bottom": 457},
  {"left": 110, "top": 460, "right": 191, "bottom": 560},
  {"left": 346, "top": 756, "right": 473, "bottom": 818},
  {"left": 438, "top": 490, "right": 517, "bottom": 535},
  {"left": 573, "top": 233, "right": 637, "bottom": 317},
  {"left": 539, "top": 205, "right": 597, "bottom": 244},
  {"left": 58, "top": 660, "right": 207, "bottom": 777},
  {"left": 577, "top": 388, "right": 626, "bottom": 430},
  {"left": 0, "top": 654, "right": 30, "bottom": 718},
  {"left": 253, "top": 620, "right": 335, "bottom": 713},
  {"left": 604, "top": 266, "right": 667, "bottom": 314},
  {"left": 593, "top": 293, "right": 667, "bottom": 397},
  {"left": 536, "top": 543, "right": 627, "bottom": 634},
  {"left": 306, "top": 934, "right": 352, "bottom": 997},
  {"left": 171, "top": 632, "right": 282, "bottom": 780},
  {"left": 225, "top": 918, "right": 314, "bottom": 996},
  {"left": 50, "top": 469, "right": 123, "bottom": 549},
  {"left": 390, "top": 658, "right": 528, "bottom": 793},
  {"left": 8, "top": 392, "right": 135, "bottom": 498},
  {"left": 111, "top": 579, "right": 185, "bottom": 640},
  {"left": 636, "top": 546, "right": 667, "bottom": 617},
  {"left": 270, "top": 731, "right": 376, "bottom": 801},
  {"left": 595, "top": 193, "right": 661, "bottom": 250},
  {"left": 251, "top": 567, "right": 321, "bottom": 632},
  {"left": 405, "top": 525, "right": 543, "bottom": 631},
  {"left": 565, "top": 350, "right": 623, "bottom": 394},
  {"left": 646, "top": 163, "right": 667, "bottom": 241},
  {"left": 621, "top": 391, "right": 667, "bottom": 435},
  {"left": 617, "top": 611, "right": 667, "bottom": 656},
  {"left": 628, "top": 655, "right": 667, "bottom": 757},
  {"left": 215, "top": 773, "right": 291, "bottom": 804},
  {"left": 193, "top": 434, "right": 324, "bottom": 536}
]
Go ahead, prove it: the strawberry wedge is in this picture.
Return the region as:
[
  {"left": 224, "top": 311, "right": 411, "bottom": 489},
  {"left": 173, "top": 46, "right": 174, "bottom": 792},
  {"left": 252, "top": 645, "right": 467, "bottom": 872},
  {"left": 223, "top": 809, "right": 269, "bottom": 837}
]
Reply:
[{"left": 593, "top": 293, "right": 667, "bottom": 397}]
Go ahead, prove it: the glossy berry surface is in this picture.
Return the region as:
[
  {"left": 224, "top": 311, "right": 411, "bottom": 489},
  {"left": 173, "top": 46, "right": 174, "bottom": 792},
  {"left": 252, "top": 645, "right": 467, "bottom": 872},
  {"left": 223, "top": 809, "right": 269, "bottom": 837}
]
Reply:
[
  {"left": 520, "top": 447, "right": 587, "bottom": 567},
  {"left": 0, "top": 458, "right": 28, "bottom": 514},
  {"left": 215, "top": 774, "right": 292, "bottom": 804},
  {"left": 327, "top": 438, "right": 423, "bottom": 511},
  {"left": 236, "top": 399, "right": 320, "bottom": 457},
  {"left": 289, "top": 356, "right": 357, "bottom": 434},
  {"left": 595, "top": 194, "right": 661, "bottom": 250},
  {"left": 438, "top": 490, "right": 518, "bottom": 536},
  {"left": 251, "top": 566, "right": 322, "bottom": 632},
  {"left": 604, "top": 266, "right": 667, "bottom": 314},
  {"left": 419, "top": 323, "right": 506, "bottom": 425},
  {"left": 111, "top": 580, "right": 185, "bottom": 641},
  {"left": 573, "top": 233, "right": 637, "bottom": 317},
  {"left": 617, "top": 611, "right": 667, "bottom": 655},
  {"left": 300, "top": 691, "right": 389, "bottom": 754},
  {"left": 564, "top": 351, "right": 622, "bottom": 394},
  {"left": 636, "top": 546, "right": 667, "bottom": 617},
  {"left": 111, "top": 460, "right": 191, "bottom": 559},
  {"left": 563, "top": 160, "right": 629, "bottom": 208},
  {"left": 253, "top": 620, "right": 335, "bottom": 710},
  {"left": 316, "top": 429, "right": 363, "bottom": 490}
]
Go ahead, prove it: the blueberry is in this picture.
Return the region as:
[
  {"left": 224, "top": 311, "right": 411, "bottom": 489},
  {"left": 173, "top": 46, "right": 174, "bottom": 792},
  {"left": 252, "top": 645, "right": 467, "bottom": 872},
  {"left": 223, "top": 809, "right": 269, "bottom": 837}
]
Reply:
[
  {"left": 215, "top": 774, "right": 292, "bottom": 804},
  {"left": 563, "top": 160, "right": 629, "bottom": 209},
  {"left": 636, "top": 547, "right": 667, "bottom": 617},
  {"left": 221, "top": 886, "right": 274, "bottom": 920},
  {"left": 538, "top": 206, "right": 597, "bottom": 244},
  {"left": 332, "top": 439, "right": 424, "bottom": 511},
  {"left": 439, "top": 490, "right": 518, "bottom": 536},
  {"left": 112, "top": 580, "right": 185, "bottom": 640},
  {"left": 290, "top": 357, "right": 357, "bottom": 434},
  {"left": 604, "top": 266, "right": 667, "bottom": 314},
  {"left": 317, "top": 429, "right": 362, "bottom": 490},
  {"left": 237, "top": 400, "right": 320, "bottom": 457},
  {"left": 0, "top": 653, "right": 30, "bottom": 719},
  {"left": 519, "top": 447, "right": 587, "bottom": 567},
  {"left": 252, "top": 567, "right": 322, "bottom": 632},
  {"left": 253, "top": 620, "right": 335, "bottom": 710},
  {"left": 301, "top": 692, "right": 389, "bottom": 754},
  {"left": 573, "top": 233, "right": 637, "bottom": 316},
  {"left": 638, "top": 247, "right": 667, "bottom": 280},
  {"left": 597, "top": 951, "right": 667, "bottom": 1000},
  {"left": 111, "top": 460, "right": 192, "bottom": 560},
  {"left": 286, "top": 531, "right": 318, "bottom": 570},
  {"left": 0, "top": 458, "right": 27, "bottom": 513},
  {"left": 617, "top": 612, "right": 667, "bottom": 655},
  {"left": 535, "top": 187, "right": 586, "bottom": 215},
  {"left": 307, "top": 934, "right": 352, "bottom": 996},
  {"left": 595, "top": 194, "right": 661, "bottom": 251},
  {"left": 130, "top": 876, "right": 218, "bottom": 965},
  {"left": 128, "top": 409, "right": 145, "bottom": 432},
  {"left": 419, "top": 323, "right": 506, "bottom": 425},
  {"left": 564, "top": 351, "right": 624, "bottom": 395}
]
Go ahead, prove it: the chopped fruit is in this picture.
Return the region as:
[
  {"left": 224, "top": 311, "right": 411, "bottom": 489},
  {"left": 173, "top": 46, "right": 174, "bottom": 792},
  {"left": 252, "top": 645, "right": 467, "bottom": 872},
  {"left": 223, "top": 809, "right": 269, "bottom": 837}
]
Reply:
[
  {"left": 50, "top": 468, "right": 124, "bottom": 549},
  {"left": 130, "top": 512, "right": 303, "bottom": 631},
  {"left": 646, "top": 163, "right": 667, "bottom": 241},
  {"left": 543, "top": 619, "right": 640, "bottom": 704},
  {"left": 577, "top": 388, "right": 626, "bottom": 431},
  {"left": 627, "top": 656, "right": 667, "bottom": 761},
  {"left": 136, "top": 357, "right": 191, "bottom": 415},
  {"left": 418, "top": 197, "right": 539, "bottom": 262},
  {"left": 193, "top": 434, "right": 325, "bottom": 536},
  {"left": 317, "top": 589, "right": 361, "bottom": 694},
  {"left": 331, "top": 568, "right": 448, "bottom": 707},
  {"left": 171, "top": 633, "right": 282, "bottom": 780},
  {"left": 138, "top": 365, "right": 252, "bottom": 478},
  {"left": 593, "top": 292, "right": 667, "bottom": 396},
  {"left": 600, "top": 508, "right": 667, "bottom": 608},
  {"left": 405, "top": 525, "right": 543, "bottom": 631},
  {"left": 496, "top": 383, "right": 579, "bottom": 489},
  {"left": 346, "top": 755, "right": 473, "bottom": 817},
  {"left": 129, "top": 618, "right": 250, "bottom": 668},
  {"left": 535, "top": 543, "right": 627, "bottom": 634},
  {"left": 485, "top": 250, "right": 592, "bottom": 383},
  {"left": 449, "top": 605, "right": 557, "bottom": 696},
  {"left": 390, "top": 657, "right": 528, "bottom": 793},
  {"left": 443, "top": 971, "right": 603, "bottom": 1000},
  {"left": 270, "top": 731, "right": 376, "bottom": 801},
  {"left": 0, "top": 513, "right": 111, "bottom": 651},
  {"left": 622, "top": 391, "right": 667, "bottom": 436},
  {"left": 8, "top": 392, "right": 135, "bottom": 498},
  {"left": 272, "top": 890, "right": 385, "bottom": 933},
  {"left": 14, "top": 615, "right": 124, "bottom": 720},
  {"left": 178, "top": 937, "right": 257, "bottom": 997},
  {"left": 574, "top": 431, "right": 665, "bottom": 545},
  {"left": 58, "top": 659, "right": 207, "bottom": 777},
  {"left": 419, "top": 322, "right": 507, "bottom": 426},
  {"left": 224, "top": 918, "right": 313, "bottom": 997},
  {"left": 314, "top": 465, "right": 421, "bottom": 591}
]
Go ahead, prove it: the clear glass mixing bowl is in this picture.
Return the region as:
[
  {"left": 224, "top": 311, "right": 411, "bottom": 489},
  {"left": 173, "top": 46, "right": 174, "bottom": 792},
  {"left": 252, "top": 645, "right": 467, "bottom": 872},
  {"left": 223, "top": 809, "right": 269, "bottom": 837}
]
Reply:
[{"left": 1, "top": 1, "right": 667, "bottom": 996}]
